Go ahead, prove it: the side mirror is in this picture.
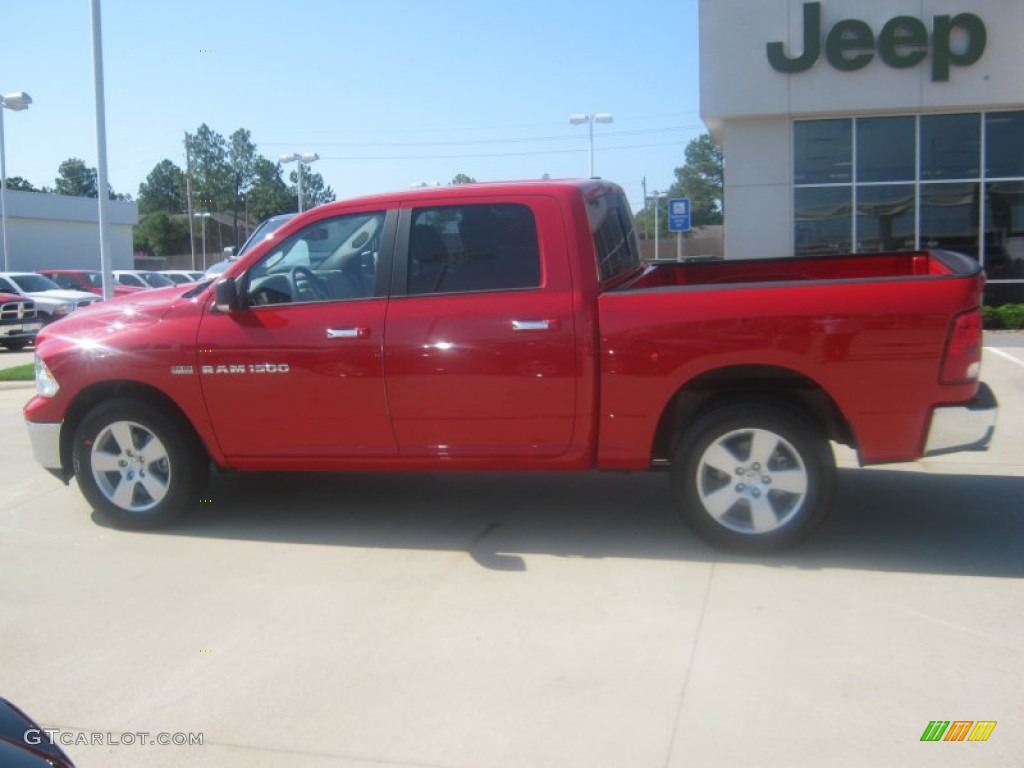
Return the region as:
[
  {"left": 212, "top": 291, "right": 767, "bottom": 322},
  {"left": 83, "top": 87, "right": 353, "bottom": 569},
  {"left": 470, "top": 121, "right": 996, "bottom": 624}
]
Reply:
[{"left": 214, "top": 277, "right": 240, "bottom": 312}]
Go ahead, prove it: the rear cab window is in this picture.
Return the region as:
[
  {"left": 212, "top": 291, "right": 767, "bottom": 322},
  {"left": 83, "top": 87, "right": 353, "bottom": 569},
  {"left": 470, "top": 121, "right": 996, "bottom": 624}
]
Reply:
[{"left": 587, "top": 190, "right": 641, "bottom": 284}]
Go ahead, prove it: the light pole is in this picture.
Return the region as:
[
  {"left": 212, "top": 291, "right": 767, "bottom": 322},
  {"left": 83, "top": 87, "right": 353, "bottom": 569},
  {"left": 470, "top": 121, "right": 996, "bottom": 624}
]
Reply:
[
  {"left": 280, "top": 152, "right": 319, "bottom": 213},
  {"left": 568, "top": 112, "right": 613, "bottom": 178},
  {"left": 648, "top": 191, "right": 667, "bottom": 261},
  {"left": 0, "top": 91, "right": 32, "bottom": 272},
  {"left": 193, "top": 212, "right": 211, "bottom": 269}
]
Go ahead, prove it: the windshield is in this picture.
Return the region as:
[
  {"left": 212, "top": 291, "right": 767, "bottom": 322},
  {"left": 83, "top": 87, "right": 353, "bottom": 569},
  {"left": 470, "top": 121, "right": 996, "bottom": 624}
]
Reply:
[
  {"left": 140, "top": 272, "right": 175, "bottom": 288},
  {"left": 238, "top": 214, "right": 296, "bottom": 257},
  {"left": 11, "top": 273, "right": 61, "bottom": 292}
]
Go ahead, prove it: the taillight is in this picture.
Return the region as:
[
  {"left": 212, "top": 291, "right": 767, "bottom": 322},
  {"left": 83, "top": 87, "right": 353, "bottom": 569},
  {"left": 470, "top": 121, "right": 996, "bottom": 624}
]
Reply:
[{"left": 940, "top": 309, "right": 982, "bottom": 384}]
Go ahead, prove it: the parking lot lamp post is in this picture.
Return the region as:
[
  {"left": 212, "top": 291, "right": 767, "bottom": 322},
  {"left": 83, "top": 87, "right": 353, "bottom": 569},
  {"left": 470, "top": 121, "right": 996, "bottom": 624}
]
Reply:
[
  {"left": 281, "top": 152, "right": 320, "bottom": 213},
  {"left": 648, "top": 191, "right": 667, "bottom": 260},
  {"left": 193, "top": 212, "right": 211, "bottom": 269},
  {"left": 569, "top": 113, "right": 613, "bottom": 178},
  {"left": 0, "top": 92, "right": 32, "bottom": 271}
]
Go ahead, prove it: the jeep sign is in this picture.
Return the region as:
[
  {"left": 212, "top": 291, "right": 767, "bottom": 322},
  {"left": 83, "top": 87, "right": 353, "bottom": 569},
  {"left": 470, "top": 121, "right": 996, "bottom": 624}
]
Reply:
[{"left": 766, "top": 2, "right": 986, "bottom": 82}]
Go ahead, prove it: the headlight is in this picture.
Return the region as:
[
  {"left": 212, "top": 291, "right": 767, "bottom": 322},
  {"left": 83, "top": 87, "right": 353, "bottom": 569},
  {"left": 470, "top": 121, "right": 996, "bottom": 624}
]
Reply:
[
  {"left": 34, "top": 355, "right": 59, "bottom": 397},
  {"left": 52, "top": 305, "right": 70, "bottom": 316}
]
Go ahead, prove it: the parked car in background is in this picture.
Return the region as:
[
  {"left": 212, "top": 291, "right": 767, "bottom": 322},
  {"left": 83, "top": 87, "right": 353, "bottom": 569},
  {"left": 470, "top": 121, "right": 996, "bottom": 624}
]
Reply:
[
  {"left": 111, "top": 270, "right": 177, "bottom": 290},
  {"left": 0, "top": 697, "right": 77, "bottom": 767},
  {"left": 204, "top": 213, "right": 296, "bottom": 278},
  {"left": 0, "top": 289, "right": 43, "bottom": 350},
  {"left": 37, "top": 269, "right": 145, "bottom": 298},
  {"left": 0, "top": 272, "right": 100, "bottom": 324},
  {"left": 160, "top": 270, "right": 205, "bottom": 285}
]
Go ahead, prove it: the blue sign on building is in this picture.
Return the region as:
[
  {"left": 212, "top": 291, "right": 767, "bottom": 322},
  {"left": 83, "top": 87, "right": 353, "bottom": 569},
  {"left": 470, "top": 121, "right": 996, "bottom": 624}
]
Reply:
[{"left": 668, "top": 197, "right": 691, "bottom": 232}]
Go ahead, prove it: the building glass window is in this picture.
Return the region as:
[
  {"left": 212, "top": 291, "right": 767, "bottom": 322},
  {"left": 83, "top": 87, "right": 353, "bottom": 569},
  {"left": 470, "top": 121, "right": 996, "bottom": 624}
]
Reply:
[
  {"left": 856, "top": 185, "right": 915, "bottom": 252},
  {"left": 794, "top": 120, "right": 852, "bottom": 184},
  {"left": 920, "top": 113, "right": 980, "bottom": 180},
  {"left": 985, "top": 111, "right": 1024, "bottom": 179},
  {"left": 795, "top": 187, "right": 852, "bottom": 256},
  {"left": 919, "top": 183, "right": 980, "bottom": 258},
  {"left": 985, "top": 181, "right": 1024, "bottom": 280},
  {"left": 857, "top": 117, "right": 915, "bottom": 183},
  {"left": 793, "top": 112, "right": 1024, "bottom": 297}
]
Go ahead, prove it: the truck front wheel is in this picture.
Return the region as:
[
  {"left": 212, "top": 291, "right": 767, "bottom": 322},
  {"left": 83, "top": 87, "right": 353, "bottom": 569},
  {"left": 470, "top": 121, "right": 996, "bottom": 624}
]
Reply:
[
  {"left": 671, "top": 402, "right": 835, "bottom": 552},
  {"left": 73, "top": 400, "right": 209, "bottom": 528}
]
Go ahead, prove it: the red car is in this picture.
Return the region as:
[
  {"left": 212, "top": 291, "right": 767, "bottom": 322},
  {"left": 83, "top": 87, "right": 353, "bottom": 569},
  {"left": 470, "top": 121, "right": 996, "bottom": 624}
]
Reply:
[
  {"left": 37, "top": 269, "right": 145, "bottom": 298},
  {"left": 25, "top": 179, "right": 997, "bottom": 551}
]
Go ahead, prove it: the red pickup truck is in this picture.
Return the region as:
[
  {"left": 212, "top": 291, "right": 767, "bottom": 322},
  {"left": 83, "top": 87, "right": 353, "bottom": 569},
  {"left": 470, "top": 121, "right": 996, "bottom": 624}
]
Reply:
[{"left": 24, "top": 180, "right": 996, "bottom": 550}]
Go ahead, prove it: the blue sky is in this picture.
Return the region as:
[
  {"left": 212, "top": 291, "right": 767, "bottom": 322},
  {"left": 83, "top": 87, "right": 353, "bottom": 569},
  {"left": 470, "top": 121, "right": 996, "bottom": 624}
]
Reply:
[{"left": 0, "top": 0, "right": 702, "bottom": 213}]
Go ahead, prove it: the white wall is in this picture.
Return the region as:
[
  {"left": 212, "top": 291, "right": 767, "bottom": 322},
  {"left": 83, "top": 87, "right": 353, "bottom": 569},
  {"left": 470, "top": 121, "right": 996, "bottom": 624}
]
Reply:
[
  {"left": 701, "top": 0, "right": 1024, "bottom": 124},
  {"left": 721, "top": 118, "right": 793, "bottom": 259},
  {"left": 0, "top": 189, "right": 137, "bottom": 271}
]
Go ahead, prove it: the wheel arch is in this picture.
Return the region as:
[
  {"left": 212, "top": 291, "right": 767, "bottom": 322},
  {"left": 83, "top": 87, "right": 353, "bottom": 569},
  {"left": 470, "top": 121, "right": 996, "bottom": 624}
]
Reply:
[
  {"left": 651, "top": 365, "right": 855, "bottom": 465},
  {"left": 60, "top": 381, "right": 211, "bottom": 478}
]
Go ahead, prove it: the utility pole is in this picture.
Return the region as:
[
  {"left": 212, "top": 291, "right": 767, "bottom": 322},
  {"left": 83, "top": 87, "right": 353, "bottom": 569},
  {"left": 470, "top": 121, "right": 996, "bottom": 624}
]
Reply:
[
  {"left": 184, "top": 132, "right": 196, "bottom": 270},
  {"left": 641, "top": 177, "right": 648, "bottom": 246}
]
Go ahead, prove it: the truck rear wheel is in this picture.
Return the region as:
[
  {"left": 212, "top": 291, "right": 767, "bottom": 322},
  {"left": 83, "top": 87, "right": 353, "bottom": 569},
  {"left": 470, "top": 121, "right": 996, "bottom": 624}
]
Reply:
[
  {"left": 73, "top": 399, "right": 209, "bottom": 528},
  {"left": 671, "top": 401, "right": 835, "bottom": 552}
]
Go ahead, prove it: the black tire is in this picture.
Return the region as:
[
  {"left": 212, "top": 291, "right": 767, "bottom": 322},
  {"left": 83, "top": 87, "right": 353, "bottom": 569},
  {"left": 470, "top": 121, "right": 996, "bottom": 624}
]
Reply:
[
  {"left": 72, "top": 399, "right": 209, "bottom": 528},
  {"left": 2, "top": 340, "right": 28, "bottom": 351},
  {"left": 671, "top": 401, "right": 835, "bottom": 552}
]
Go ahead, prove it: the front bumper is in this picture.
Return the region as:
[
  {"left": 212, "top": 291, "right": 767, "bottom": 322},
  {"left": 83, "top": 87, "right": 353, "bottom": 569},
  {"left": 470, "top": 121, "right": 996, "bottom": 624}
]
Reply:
[
  {"left": 25, "top": 420, "right": 69, "bottom": 482},
  {"left": 923, "top": 382, "right": 997, "bottom": 457}
]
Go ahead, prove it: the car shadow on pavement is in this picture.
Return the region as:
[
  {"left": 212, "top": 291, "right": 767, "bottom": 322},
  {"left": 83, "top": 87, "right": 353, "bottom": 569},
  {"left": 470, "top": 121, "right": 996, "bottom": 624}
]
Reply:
[{"left": 94, "top": 467, "right": 1024, "bottom": 577}]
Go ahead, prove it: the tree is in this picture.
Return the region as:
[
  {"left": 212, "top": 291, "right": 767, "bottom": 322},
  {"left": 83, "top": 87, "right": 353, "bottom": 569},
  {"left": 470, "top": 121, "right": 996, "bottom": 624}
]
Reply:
[
  {"left": 54, "top": 158, "right": 98, "bottom": 198},
  {"left": 227, "top": 129, "right": 258, "bottom": 245},
  {"left": 5, "top": 176, "right": 40, "bottom": 192},
  {"left": 635, "top": 133, "right": 724, "bottom": 237},
  {"left": 52, "top": 157, "right": 126, "bottom": 200},
  {"left": 288, "top": 168, "right": 334, "bottom": 209},
  {"left": 451, "top": 173, "right": 476, "bottom": 184},
  {"left": 133, "top": 212, "right": 190, "bottom": 256},
  {"left": 669, "top": 133, "right": 724, "bottom": 225},
  {"left": 186, "top": 125, "right": 231, "bottom": 249},
  {"left": 137, "top": 159, "right": 186, "bottom": 214},
  {"left": 244, "top": 157, "right": 291, "bottom": 222}
]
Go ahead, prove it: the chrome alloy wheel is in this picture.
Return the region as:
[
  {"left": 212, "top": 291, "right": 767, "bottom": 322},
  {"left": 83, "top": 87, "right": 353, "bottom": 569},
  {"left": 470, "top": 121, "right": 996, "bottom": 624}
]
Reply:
[
  {"left": 90, "top": 420, "right": 172, "bottom": 512},
  {"left": 695, "top": 427, "right": 809, "bottom": 535}
]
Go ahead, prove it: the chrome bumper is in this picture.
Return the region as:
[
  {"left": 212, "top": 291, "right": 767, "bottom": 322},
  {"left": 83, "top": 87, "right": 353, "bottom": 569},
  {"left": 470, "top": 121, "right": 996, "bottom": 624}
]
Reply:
[
  {"left": 923, "top": 383, "right": 997, "bottom": 457},
  {"left": 26, "top": 420, "right": 63, "bottom": 471}
]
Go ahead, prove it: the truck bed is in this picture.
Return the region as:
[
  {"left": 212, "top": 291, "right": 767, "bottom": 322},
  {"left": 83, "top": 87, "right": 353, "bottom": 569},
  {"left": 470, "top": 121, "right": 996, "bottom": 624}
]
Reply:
[
  {"left": 624, "top": 250, "right": 972, "bottom": 289},
  {"left": 596, "top": 249, "right": 985, "bottom": 469}
]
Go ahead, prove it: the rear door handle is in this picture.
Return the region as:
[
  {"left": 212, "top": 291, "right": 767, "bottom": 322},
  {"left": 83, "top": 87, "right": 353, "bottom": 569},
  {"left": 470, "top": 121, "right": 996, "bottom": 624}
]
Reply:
[
  {"left": 511, "top": 319, "right": 559, "bottom": 332},
  {"left": 326, "top": 327, "right": 369, "bottom": 339}
]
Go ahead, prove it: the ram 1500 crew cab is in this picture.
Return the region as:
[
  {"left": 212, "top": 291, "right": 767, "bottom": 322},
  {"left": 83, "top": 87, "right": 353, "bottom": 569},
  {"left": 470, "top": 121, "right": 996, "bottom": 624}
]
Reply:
[{"left": 24, "top": 180, "right": 997, "bottom": 550}]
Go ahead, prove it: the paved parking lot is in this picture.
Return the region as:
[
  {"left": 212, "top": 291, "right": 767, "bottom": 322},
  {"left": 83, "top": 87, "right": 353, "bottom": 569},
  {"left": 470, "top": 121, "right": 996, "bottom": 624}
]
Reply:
[{"left": 1, "top": 344, "right": 1022, "bottom": 767}]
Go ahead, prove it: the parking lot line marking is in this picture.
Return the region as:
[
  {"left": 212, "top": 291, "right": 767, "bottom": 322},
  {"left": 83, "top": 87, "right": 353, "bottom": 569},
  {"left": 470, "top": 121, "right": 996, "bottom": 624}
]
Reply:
[{"left": 985, "top": 347, "right": 1024, "bottom": 368}]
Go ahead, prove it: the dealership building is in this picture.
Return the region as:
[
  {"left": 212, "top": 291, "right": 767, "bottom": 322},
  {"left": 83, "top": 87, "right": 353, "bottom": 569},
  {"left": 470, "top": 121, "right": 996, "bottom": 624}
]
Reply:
[{"left": 700, "top": 0, "right": 1024, "bottom": 301}]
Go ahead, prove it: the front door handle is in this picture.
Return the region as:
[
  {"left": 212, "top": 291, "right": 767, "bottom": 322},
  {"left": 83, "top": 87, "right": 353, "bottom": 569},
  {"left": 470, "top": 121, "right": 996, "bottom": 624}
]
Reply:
[
  {"left": 326, "top": 327, "right": 369, "bottom": 339},
  {"left": 511, "top": 319, "right": 559, "bottom": 332}
]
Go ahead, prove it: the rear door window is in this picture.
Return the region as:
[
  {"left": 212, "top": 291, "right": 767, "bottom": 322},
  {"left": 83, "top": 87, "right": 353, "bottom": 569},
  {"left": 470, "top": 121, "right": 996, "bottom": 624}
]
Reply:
[{"left": 406, "top": 203, "right": 541, "bottom": 295}]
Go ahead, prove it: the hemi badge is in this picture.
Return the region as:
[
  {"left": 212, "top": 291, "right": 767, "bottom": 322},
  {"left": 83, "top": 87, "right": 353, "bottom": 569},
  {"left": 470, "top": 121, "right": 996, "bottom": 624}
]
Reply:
[{"left": 171, "top": 365, "right": 194, "bottom": 375}]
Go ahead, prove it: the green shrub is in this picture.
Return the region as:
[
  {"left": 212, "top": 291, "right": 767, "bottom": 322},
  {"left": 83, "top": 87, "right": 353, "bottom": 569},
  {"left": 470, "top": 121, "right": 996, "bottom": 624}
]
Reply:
[
  {"left": 998, "top": 304, "right": 1024, "bottom": 330},
  {"left": 982, "top": 305, "right": 1004, "bottom": 329}
]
